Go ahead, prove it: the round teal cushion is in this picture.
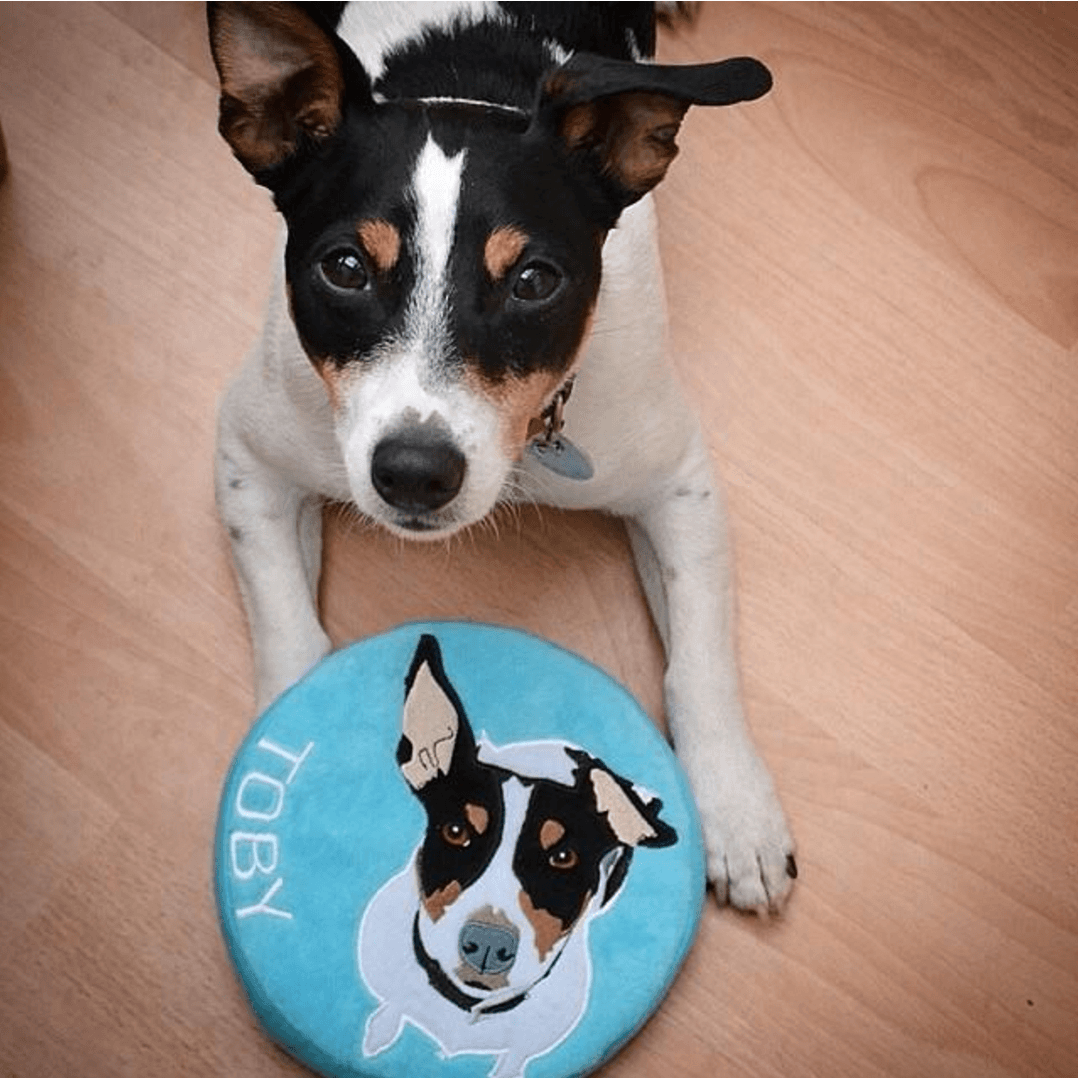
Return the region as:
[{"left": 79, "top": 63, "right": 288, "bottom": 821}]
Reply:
[{"left": 215, "top": 622, "right": 705, "bottom": 1078}]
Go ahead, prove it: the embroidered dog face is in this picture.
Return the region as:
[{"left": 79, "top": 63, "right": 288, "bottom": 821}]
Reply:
[
  {"left": 208, "top": 3, "right": 771, "bottom": 539},
  {"left": 395, "top": 634, "right": 677, "bottom": 1015}
]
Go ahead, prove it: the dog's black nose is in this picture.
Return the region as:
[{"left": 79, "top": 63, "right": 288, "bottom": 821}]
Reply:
[{"left": 371, "top": 431, "right": 466, "bottom": 512}]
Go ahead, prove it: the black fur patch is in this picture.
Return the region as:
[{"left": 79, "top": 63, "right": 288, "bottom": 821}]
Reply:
[
  {"left": 414, "top": 760, "right": 507, "bottom": 905},
  {"left": 498, "top": 3, "right": 657, "bottom": 60},
  {"left": 512, "top": 776, "right": 625, "bottom": 930}
]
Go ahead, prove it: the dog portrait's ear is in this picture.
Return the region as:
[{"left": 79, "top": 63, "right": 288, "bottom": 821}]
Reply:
[
  {"left": 533, "top": 52, "right": 771, "bottom": 211},
  {"left": 589, "top": 766, "right": 678, "bottom": 850},
  {"left": 207, "top": 2, "right": 358, "bottom": 175},
  {"left": 398, "top": 635, "right": 473, "bottom": 792}
]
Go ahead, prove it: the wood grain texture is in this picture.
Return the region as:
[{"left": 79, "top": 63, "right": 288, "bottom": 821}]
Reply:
[{"left": 0, "top": 4, "right": 1075, "bottom": 1077}]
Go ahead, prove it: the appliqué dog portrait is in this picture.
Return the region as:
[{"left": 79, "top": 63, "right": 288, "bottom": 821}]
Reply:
[{"left": 357, "top": 635, "right": 677, "bottom": 1078}]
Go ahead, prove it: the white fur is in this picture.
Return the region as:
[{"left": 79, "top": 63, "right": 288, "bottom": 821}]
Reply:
[
  {"left": 407, "top": 137, "right": 464, "bottom": 342},
  {"left": 215, "top": 1, "right": 794, "bottom": 912}
]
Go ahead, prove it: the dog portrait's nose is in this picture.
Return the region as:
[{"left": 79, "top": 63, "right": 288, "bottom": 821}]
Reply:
[
  {"left": 371, "top": 430, "right": 466, "bottom": 512},
  {"left": 459, "top": 920, "right": 519, "bottom": 975}
]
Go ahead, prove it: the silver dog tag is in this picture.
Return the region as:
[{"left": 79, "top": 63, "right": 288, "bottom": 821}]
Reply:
[{"left": 527, "top": 433, "right": 594, "bottom": 481}]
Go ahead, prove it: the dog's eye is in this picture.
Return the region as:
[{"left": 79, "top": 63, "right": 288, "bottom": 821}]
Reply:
[
  {"left": 319, "top": 248, "right": 369, "bottom": 291},
  {"left": 512, "top": 261, "right": 562, "bottom": 303},
  {"left": 441, "top": 822, "right": 472, "bottom": 848},
  {"left": 548, "top": 847, "right": 579, "bottom": 871}
]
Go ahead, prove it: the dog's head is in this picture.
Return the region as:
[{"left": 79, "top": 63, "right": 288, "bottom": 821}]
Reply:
[
  {"left": 393, "top": 634, "right": 676, "bottom": 1013},
  {"left": 208, "top": 3, "right": 770, "bottom": 538}
]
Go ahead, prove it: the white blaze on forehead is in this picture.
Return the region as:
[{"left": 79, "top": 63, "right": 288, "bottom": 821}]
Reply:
[
  {"left": 328, "top": 137, "right": 514, "bottom": 536},
  {"left": 407, "top": 135, "right": 466, "bottom": 355}
]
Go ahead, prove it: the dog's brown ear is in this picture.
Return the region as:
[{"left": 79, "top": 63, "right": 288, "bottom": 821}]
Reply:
[
  {"left": 207, "top": 2, "right": 348, "bottom": 175},
  {"left": 534, "top": 52, "right": 771, "bottom": 210}
]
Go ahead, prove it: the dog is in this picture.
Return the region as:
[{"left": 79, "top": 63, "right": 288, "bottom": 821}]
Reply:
[
  {"left": 357, "top": 634, "right": 677, "bottom": 1078},
  {"left": 208, "top": 1, "right": 796, "bottom": 912}
]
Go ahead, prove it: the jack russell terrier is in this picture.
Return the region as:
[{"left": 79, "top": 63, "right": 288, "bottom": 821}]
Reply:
[
  {"left": 358, "top": 634, "right": 677, "bottom": 1078},
  {"left": 208, "top": 1, "right": 797, "bottom": 912}
]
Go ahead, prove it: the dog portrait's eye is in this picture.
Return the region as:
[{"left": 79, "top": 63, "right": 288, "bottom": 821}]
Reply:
[
  {"left": 512, "top": 261, "right": 562, "bottom": 303},
  {"left": 548, "top": 847, "right": 579, "bottom": 871},
  {"left": 319, "top": 248, "right": 369, "bottom": 291},
  {"left": 441, "top": 821, "right": 472, "bottom": 848}
]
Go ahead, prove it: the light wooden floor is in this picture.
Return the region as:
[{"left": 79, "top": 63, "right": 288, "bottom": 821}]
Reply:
[{"left": 1, "top": 4, "right": 1076, "bottom": 1077}]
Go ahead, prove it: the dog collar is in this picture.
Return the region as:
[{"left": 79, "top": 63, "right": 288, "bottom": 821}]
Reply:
[
  {"left": 526, "top": 376, "right": 594, "bottom": 481},
  {"left": 412, "top": 914, "right": 530, "bottom": 1018}
]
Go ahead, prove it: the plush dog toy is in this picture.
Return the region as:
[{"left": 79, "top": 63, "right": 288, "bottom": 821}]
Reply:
[{"left": 216, "top": 624, "right": 704, "bottom": 1078}]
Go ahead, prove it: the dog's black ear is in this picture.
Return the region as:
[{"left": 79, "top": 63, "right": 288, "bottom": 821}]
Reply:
[
  {"left": 533, "top": 52, "right": 771, "bottom": 212},
  {"left": 397, "top": 635, "right": 477, "bottom": 792},
  {"left": 207, "top": 1, "right": 363, "bottom": 175}
]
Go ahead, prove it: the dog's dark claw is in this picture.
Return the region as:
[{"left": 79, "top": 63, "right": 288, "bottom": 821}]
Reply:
[{"left": 786, "top": 854, "right": 799, "bottom": 880}]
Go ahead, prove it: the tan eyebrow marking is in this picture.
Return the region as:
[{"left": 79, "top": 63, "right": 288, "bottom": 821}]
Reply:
[
  {"left": 465, "top": 803, "right": 490, "bottom": 836},
  {"left": 539, "top": 819, "right": 566, "bottom": 851},
  {"left": 357, "top": 218, "right": 401, "bottom": 272},
  {"left": 484, "top": 225, "right": 529, "bottom": 280}
]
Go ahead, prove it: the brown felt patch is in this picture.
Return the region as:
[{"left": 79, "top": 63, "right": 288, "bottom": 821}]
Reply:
[
  {"left": 465, "top": 803, "right": 490, "bottom": 836},
  {"left": 358, "top": 219, "right": 401, "bottom": 273},
  {"left": 591, "top": 768, "right": 657, "bottom": 847},
  {"left": 519, "top": 890, "right": 575, "bottom": 962},
  {"left": 484, "top": 226, "right": 529, "bottom": 280},
  {"left": 422, "top": 879, "right": 462, "bottom": 923},
  {"left": 401, "top": 660, "right": 459, "bottom": 791},
  {"left": 539, "top": 819, "right": 566, "bottom": 851}
]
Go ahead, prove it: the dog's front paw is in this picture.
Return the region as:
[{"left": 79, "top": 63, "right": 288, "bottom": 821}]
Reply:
[{"left": 698, "top": 764, "right": 797, "bottom": 914}]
